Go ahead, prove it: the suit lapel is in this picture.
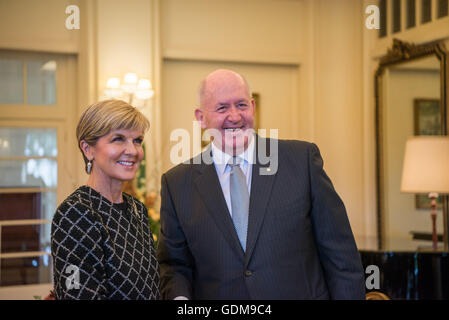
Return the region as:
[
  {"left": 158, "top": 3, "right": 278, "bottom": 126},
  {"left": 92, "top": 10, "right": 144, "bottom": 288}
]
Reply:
[
  {"left": 193, "top": 149, "right": 245, "bottom": 260},
  {"left": 245, "top": 137, "right": 277, "bottom": 266}
]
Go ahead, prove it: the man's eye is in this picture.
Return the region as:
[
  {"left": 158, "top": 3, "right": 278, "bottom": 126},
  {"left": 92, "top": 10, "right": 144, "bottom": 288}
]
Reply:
[{"left": 238, "top": 103, "right": 248, "bottom": 108}]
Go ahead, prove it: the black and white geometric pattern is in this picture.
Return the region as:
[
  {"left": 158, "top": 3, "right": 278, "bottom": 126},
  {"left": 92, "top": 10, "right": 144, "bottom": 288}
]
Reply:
[{"left": 51, "top": 185, "right": 160, "bottom": 300}]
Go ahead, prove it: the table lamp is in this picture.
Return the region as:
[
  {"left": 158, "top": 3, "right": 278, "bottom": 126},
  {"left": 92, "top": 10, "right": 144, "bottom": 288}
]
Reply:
[{"left": 400, "top": 136, "right": 449, "bottom": 250}]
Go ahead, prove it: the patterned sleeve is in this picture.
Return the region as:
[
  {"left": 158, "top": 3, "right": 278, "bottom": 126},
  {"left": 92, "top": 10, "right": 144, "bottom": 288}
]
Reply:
[
  {"left": 51, "top": 201, "right": 108, "bottom": 300},
  {"left": 137, "top": 200, "right": 156, "bottom": 246}
]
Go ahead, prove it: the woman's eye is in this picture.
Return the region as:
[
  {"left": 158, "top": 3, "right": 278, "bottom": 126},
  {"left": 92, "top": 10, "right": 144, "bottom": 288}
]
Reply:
[
  {"left": 134, "top": 138, "right": 143, "bottom": 145},
  {"left": 112, "top": 136, "right": 123, "bottom": 142}
]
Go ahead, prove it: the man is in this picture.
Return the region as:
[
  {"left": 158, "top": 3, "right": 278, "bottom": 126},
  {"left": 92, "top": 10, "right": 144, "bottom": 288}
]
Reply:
[{"left": 157, "top": 69, "right": 365, "bottom": 300}]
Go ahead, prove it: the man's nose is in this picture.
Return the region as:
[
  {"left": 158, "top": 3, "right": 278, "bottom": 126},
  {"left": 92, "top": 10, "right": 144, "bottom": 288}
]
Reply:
[{"left": 227, "top": 105, "right": 242, "bottom": 122}]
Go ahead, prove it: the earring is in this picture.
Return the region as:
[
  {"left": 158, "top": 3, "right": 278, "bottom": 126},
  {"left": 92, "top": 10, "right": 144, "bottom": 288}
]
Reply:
[{"left": 87, "top": 160, "right": 92, "bottom": 174}]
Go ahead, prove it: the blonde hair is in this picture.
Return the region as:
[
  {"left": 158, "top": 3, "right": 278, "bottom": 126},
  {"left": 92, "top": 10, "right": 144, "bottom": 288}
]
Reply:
[{"left": 76, "top": 99, "right": 150, "bottom": 173}]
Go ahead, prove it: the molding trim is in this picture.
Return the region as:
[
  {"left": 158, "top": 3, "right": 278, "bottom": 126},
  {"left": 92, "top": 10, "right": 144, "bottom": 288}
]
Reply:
[
  {"left": 162, "top": 49, "right": 301, "bottom": 66},
  {"left": 380, "top": 38, "right": 447, "bottom": 65},
  {"left": 147, "top": 0, "right": 163, "bottom": 193}
]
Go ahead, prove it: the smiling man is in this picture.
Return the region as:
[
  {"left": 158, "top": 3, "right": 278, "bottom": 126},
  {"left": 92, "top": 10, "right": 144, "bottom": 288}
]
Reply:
[
  {"left": 157, "top": 69, "right": 365, "bottom": 300},
  {"left": 195, "top": 69, "right": 255, "bottom": 156}
]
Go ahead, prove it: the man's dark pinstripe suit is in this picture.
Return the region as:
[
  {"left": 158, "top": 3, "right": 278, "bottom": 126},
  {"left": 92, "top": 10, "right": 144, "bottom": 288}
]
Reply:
[{"left": 157, "top": 137, "right": 366, "bottom": 300}]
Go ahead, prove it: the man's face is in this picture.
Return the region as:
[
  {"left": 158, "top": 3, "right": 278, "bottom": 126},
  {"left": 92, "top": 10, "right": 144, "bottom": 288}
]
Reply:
[{"left": 196, "top": 75, "right": 255, "bottom": 155}]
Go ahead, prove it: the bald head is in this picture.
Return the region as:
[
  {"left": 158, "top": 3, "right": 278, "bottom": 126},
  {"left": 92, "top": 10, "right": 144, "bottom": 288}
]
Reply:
[{"left": 198, "top": 69, "right": 252, "bottom": 108}]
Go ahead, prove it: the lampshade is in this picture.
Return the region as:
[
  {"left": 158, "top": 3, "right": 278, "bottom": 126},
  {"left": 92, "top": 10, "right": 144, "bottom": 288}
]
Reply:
[
  {"left": 133, "top": 79, "right": 153, "bottom": 100},
  {"left": 106, "top": 77, "right": 120, "bottom": 89},
  {"left": 401, "top": 136, "right": 449, "bottom": 194},
  {"left": 124, "top": 73, "right": 138, "bottom": 84},
  {"left": 104, "top": 77, "right": 122, "bottom": 98},
  {"left": 122, "top": 73, "right": 138, "bottom": 93},
  {"left": 137, "top": 79, "right": 152, "bottom": 90}
]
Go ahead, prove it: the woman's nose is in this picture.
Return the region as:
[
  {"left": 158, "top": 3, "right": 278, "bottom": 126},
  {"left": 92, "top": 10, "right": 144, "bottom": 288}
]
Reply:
[{"left": 125, "top": 140, "right": 138, "bottom": 155}]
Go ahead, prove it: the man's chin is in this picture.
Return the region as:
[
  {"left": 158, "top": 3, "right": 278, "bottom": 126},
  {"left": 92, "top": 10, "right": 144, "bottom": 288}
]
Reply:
[
  {"left": 222, "top": 139, "right": 248, "bottom": 155},
  {"left": 212, "top": 128, "right": 254, "bottom": 154}
]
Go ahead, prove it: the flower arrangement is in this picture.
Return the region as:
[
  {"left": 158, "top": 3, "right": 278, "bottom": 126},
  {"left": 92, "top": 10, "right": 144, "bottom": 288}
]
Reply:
[
  {"left": 123, "top": 181, "right": 161, "bottom": 243},
  {"left": 122, "top": 144, "right": 161, "bottom": 243}
]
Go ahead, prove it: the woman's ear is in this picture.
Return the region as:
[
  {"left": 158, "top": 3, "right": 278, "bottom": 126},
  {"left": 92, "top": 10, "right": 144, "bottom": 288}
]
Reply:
[{"left": 80, "top": 140, "right": 93, "bottom": 160}]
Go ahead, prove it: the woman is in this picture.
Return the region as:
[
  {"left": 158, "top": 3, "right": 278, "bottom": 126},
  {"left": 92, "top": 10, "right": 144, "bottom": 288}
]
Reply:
[{"left": 51, "top": 99, "right": 160, "bottom": 300}]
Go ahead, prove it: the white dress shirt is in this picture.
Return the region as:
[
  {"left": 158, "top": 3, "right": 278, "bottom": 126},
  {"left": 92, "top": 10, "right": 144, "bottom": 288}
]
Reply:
[{"left": 211, "top": 137, "right": 255, "bottom": 217}]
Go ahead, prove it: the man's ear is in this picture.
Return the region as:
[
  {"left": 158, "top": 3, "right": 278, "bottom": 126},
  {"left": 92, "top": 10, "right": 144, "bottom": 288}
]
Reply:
[
  {"left": 194, "top": 108, "right": 206, "bottom": 129},
  {"left": 80, "top": 140, "right": 93, "bottom": 160},
  {"left": 250, "top": 98, "right": 256, "bottom": 113}
]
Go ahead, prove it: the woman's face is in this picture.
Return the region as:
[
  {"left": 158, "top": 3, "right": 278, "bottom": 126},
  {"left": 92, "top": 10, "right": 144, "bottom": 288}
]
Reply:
[{"left": 87, "top": 128, "right": 145, "bottom": 185}]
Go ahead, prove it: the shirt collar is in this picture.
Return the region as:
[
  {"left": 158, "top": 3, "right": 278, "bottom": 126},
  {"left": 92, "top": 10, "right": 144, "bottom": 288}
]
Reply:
[{"left": 211, "top": 134, "right": 255, "bottom": 175}]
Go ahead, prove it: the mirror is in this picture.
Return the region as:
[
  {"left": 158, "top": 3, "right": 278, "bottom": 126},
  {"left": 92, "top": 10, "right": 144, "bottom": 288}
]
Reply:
[{"left": 375, "top": 39, "right": 449, "bottom": 251}]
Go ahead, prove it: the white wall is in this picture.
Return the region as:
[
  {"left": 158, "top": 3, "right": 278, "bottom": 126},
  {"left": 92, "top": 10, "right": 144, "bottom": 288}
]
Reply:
[
  {"left": 0, "top": 0, "right": 80, "bottom": 53},
  {"left": 160, "top": 0, "right": 304, "bottom": 64},
  {"left": 309, "top": 0, "right": 365, "bottom": 236},
  {"left": 96, "top": 0, "right": 153, "bottom": 98}
]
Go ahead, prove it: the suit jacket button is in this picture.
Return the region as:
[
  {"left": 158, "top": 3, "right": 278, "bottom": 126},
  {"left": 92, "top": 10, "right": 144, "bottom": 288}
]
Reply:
[{"left": 244, "top": 270, "right": 253, "bottom": 277}]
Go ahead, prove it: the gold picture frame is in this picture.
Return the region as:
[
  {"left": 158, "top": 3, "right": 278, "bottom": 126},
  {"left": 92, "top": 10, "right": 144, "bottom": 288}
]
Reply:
[
  {"left": 413, "top": 98, "right": 441, "bottom": 136},
  {"left": 413, "top": 98, "right": 443, "bottom": 209}
]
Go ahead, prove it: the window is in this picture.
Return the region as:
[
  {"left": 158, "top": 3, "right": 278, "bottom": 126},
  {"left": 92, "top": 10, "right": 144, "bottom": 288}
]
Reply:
[
  {"left": 0, "top": 127, "right": 58, "bottom": 287},
  {"left": 0, "top": 59, "right": 23, "bottom": 104},
  {"left": 392, "top": 0, "right": 401, "bottom": 33},
  {"left": 407, "top": 0, "right": 416, "bottom": 29},
  {"left": 0, "top": 51, "right": 76, "bottom": 290},
  {"left": 0, "top": 58, "right": 56, "bottom": 105},
  {"left": 379, "top": 0, "right": 387, "bottom": 38},
  {"left": 379, "top": 0, "right": 448, "bottom": 38},
  {"left": 421, "top": 0, "right": 432, "bottom": 23},
  {"left": 438, "top": 0, "right": 449, "bottom": 18}
]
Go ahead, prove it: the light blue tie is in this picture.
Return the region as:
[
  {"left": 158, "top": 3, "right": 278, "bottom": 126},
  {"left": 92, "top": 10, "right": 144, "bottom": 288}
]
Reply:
[{"left": 229, "top": 157, "right": 249, "bottom": 252}]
